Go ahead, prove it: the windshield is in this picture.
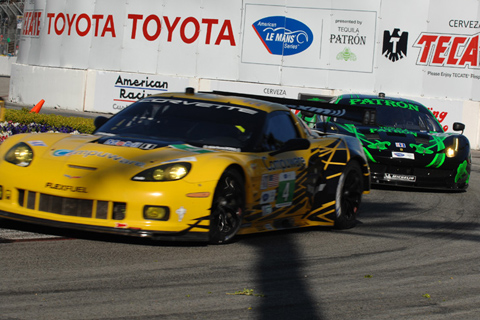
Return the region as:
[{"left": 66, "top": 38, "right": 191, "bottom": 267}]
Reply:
[
  {"left": 331, "top": 105, "right": 443, "bottom": 132},
  {"left": 96, "top": 97, "right": 267, "bottom": 152}
]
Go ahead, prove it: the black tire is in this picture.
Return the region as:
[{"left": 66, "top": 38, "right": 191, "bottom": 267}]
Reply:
[
  {"left": 209, "top": 169, "right": 245, "bottom": 244},
  {"left": 334, "top": 161, "right": 364, "bottom": 229}
]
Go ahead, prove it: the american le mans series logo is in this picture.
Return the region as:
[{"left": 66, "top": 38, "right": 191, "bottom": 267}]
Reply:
[
  {"left": 252, "top": 16, "right": 313, "bottom": 55},
  {"left": 383, "top": 28, "right": 408, "bottom": 62}
]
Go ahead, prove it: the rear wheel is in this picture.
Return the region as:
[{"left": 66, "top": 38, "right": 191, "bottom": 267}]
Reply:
[
  {"left": 334, "top": 161, "right": 364, "bottom": 229},
  {"left": 209, "top": 169, "right": 245, "bottom": 244}
]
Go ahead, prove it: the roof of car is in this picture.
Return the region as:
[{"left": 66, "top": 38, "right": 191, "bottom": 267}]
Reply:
[
  {"left": 151, "top": 91, "right": 290, "bottom": 113},
  {"left": 333, "top": 94, "right": 428, "bottom": 111}
]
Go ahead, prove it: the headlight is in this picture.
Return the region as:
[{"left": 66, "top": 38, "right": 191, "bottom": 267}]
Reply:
[
  {"left": 445, "top": 137, "right": 459, "bottom": 158},
  {"left": 132, "top": 162, "right": 192, "bottom": 181},
  {"left": 5, "top": 142, "right": 34, "bottom": 167}
]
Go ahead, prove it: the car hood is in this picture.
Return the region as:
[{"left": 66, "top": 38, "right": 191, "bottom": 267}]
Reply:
[
  {"left": 336, "top": 125, "right": 458, "bottom": 165},
  {"left": 11, "top": 133, "right": 222, "bottom": 174}
]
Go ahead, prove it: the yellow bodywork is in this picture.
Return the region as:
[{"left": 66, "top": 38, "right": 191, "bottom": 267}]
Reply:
[{"left": 0, "top": 92, "right": 370, "bottom": 241}]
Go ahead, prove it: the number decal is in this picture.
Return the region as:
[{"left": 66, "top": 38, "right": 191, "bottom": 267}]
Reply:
[{"left": 276, "top": 172, "right": 296, "bottom": 207}]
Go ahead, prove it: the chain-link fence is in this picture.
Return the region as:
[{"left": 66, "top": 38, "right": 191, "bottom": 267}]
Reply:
[{"left": 0, "top": 0, "right": 24, "bottom": 56}]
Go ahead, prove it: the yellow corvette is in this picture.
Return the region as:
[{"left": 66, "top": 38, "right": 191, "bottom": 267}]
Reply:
[{"left": 0, "top": 89, "right": 370, "bottom": 243}]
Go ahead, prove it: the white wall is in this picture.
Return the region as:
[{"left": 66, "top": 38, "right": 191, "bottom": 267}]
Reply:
[
  {"left": 0, "top": 56, "right": 16, "bottom": 76},
  {"left": 7, "top": 0, "right": 480, "bottom": 148}
]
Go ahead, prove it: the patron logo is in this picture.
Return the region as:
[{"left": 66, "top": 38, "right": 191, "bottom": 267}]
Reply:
[
  {"left": 383, "top": 28, "right": 408, "bottom": 62},
  {"left": 252, "top": 16, "right": 313, "bottom": 56}
]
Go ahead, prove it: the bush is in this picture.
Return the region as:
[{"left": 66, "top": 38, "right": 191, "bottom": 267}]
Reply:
[
  {"left": 0, "top": 108, "right": 96, "bottom": 144},
  {"left": 4, "top": 108, "right": 96, "bottom": 133}
]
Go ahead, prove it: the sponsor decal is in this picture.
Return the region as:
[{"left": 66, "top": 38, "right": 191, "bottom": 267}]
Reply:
[
  {"left": 22, "top": 10, "right": 42, "bottom": 37},
  {"left": 64, "top": 174, "right": 82, "bottom": 179},
  {"left": 104, "top": 139, "right": 157, "bottom": 150},
  {"left": 162, "top": 156, "right": 197, "bottom": 164},
  {"left": 28, "top": 140, "right": 47, "bottom": 147},
  {"left": 53, "top": 149, "right": 74, "bottom": 157},
  {"left": 45, "top": 182, "right": 87, "bottom": 193},
  {"left": 414, "top": 32, "right": 480, "bottom": 68},
  {"left": 44, "top": 13, "right": 236, "bottom": 45},
  {"left": 276, "top": 171, "right": 296, "bottom": 208},
  {"left": 392, "top": 152, "right": 415, "bottom": 160},
  {"left": 169, "top": 144, "right": 214, "bottom": 154},
  {"left": 261, "top": 174, "right": 279, "bottom": 190},
  {"left": 384, "top": 173, "right": 416, "bottom": 182},
  {"left": 348, "top": 98, "right": 420, "bottom": 111},
  {"left": 395, "top": 142, "right": 406, "bottom": 148},
  {"left": 336, "top": 48, "right": 357, "bottom": 61},
  {"left": 203, "top": 145, "right": 241, "bottom": 152},
  {"left": 141, "top": 97, "right": 258, "bottom": 115},
  {"left": 260, "top": 190, "right": 276, "bottom": 204},
  {"left": 369, "top": 127, "right": 418, "bottom": 137},
  {"left": 252, "top": 16, "right": 313, "bottom": 56},
  {"left": 383, "top": 28, "right": 408, "bottom": 62},
  {"left": 262, "top": 156, "right": 305, "bottom": 171},
  {"left": 330, "top": 25, "right": 367, "bottom": 45},
  {"left": 286, "top": 104, "right": 346, "bottom": 117},
  {"left": 262, "top": 205, "right": 272, "bottom": 216},
  {"left": 52, "top": 149, "right": 145, "bottom": 167},
  {"left": 114, "top": 75, "right": 168, "bottom": 104},
  {"left": 176, "top": 206, "right": 186, "bottom": 222}
]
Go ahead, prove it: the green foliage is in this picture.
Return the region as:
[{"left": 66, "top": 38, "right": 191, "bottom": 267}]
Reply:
[{"left": 5, "top": 108, "right": 95, "bottom": 134}]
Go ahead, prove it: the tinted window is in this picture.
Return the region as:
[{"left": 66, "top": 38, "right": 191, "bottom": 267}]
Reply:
[
  {"left": 331, "top": 105, "right": 443, "bottom": 132},
  {"left": 258, "top": 111, "right": 299, "bottom": 151},
  {"left": 96, "top": 97, "right": 267, "bottom": 152}
]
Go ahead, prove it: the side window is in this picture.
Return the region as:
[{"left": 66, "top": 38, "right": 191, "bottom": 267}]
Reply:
[{"left": 260, "top": 111, "right": 300, "bottom": 151}]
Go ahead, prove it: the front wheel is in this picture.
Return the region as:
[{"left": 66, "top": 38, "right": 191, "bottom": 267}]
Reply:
[
  {"left": 209, "top": 169, "right": 245, "bottom": 244},
  {"left": 334, "top": 161, "right": 364, "bottom": 229}
]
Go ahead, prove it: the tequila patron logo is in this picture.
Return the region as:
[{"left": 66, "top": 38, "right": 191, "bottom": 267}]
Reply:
[
  {"left": 252, "top": 16, "right": 313, "bottom": 55},
  {"left": 383, "top": 28, "right": 408, "bottom": 62}
]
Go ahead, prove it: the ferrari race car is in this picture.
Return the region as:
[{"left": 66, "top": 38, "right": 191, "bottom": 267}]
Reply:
[
  {"left": 0, "top": 89, "right": 370, "bottom": 243},
  {"left": 315, "top": 94, "right": 471, "bottom": 190}
]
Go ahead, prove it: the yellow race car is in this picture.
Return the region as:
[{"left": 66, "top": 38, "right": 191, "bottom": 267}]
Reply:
[{"left": 0, "top": 89, "right": 370, "bottom": 243}]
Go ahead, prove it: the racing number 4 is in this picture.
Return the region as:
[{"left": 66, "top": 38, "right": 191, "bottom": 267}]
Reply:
[{"left": 276, "top": 172, "right": 296, "bottom": 207}]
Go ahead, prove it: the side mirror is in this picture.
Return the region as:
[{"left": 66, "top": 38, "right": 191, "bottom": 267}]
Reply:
[
  {"left": 452, "top": 122, "right": 465, "bottom": 134},
  {"left": 269, "top": 138, "right": 310, "bottom": 156},
  {"left": 94, "top": 116, "right": 109, "bottom": 130}
]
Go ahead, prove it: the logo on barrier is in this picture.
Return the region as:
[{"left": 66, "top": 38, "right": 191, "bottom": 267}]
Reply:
[
  {"left": 383, "top": 28, "right": 408, "bottom": 62},
  {"left": 252, "top": 16, "right": 313, "bottom": 56}
]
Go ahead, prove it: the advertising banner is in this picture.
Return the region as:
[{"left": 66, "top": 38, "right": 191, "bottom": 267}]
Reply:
[
  {"left": 11, "top": 0, "right": 480, "bottom": 147},
  {"left": 87, "top": 71, "right": 197, "bottom": 113}
]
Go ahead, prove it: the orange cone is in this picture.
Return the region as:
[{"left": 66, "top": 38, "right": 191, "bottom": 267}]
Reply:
[{"left": 30, "top": 99, "right": 45, "bottom": 113}]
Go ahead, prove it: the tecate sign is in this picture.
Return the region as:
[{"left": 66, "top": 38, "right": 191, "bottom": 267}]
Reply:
[{"left": 252, "top": 16, "right": 313, "bottom": 56}]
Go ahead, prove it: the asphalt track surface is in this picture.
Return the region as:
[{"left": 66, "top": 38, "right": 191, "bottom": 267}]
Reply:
[
  {"left": 2, "top": 77, "right": 480, "bottom": 319},
  {"left": 0, "top": 151, "right": 479, "bottom": 320}
]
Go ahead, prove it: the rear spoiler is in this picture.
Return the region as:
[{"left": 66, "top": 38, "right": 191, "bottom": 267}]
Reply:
[{"left": 209, "top": 91, "right": 376, "bottom": 124}]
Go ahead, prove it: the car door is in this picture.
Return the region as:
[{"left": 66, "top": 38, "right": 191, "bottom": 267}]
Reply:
[{"left": 253, "top": 110, "right": 310, "bottom": 229}]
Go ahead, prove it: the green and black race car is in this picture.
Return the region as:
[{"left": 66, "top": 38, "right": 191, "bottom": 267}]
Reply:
[{"left": 315, "top": 94, "right": 470, "bottom": 190}]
